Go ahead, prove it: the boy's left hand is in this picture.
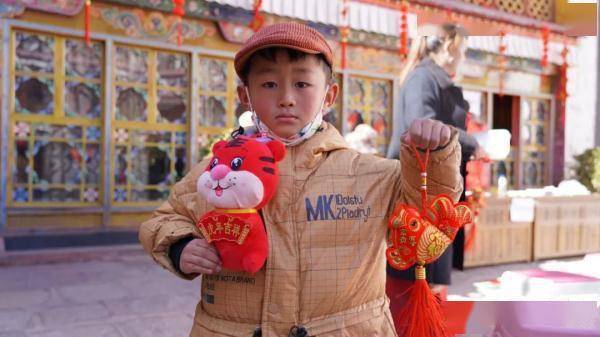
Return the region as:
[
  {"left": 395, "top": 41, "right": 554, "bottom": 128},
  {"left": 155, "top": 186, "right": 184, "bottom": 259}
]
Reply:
[{"left": 402, "top": 118, "right": 452, "bottom": 151}]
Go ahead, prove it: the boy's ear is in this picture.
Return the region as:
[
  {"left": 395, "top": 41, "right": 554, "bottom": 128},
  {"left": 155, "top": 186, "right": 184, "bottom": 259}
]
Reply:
[
  {"left": 266, "top": 140, "right": 285, "bottom": 162},
  {"left": 325, "top": 82, "right": 339, "bottom": 109},
  {"left": 237, "top": 85, "right": 250, "bottom": 107},
  {"left": 212, "top": 140, "right": 228, "bottom": 153}
]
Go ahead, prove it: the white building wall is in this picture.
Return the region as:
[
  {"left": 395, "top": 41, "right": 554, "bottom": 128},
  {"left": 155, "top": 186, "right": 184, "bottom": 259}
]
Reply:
[{"left": 564, "top": 36, "right": 598, "bottom": 178}]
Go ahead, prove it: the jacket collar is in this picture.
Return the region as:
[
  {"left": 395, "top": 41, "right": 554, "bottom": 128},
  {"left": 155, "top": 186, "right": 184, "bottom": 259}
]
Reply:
[
  {"left": 417, "top": 57, "right": 454, "bottom": 89},
  {"left": 292, "top": 122, "right": 348, "bottom": 169}
]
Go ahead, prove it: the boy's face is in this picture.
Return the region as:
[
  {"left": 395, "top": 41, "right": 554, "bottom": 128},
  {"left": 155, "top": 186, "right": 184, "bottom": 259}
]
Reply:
[{"left": 237, "top": 50, "right": 338, "bottom": 139}]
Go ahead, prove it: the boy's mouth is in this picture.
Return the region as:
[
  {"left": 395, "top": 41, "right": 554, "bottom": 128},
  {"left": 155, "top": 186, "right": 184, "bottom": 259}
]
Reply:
[{"left": 276, "top": 113, "right": 298, "bottom": 123}]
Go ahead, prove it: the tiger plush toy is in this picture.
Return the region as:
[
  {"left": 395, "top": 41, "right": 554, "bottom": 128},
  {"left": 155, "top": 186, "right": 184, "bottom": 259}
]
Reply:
[{"left": 196, "top": 135, "right": 285, "bottom": 274}]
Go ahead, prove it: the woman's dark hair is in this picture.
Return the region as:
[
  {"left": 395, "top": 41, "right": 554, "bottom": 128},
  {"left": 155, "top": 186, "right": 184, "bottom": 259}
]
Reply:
[
  {"left": 420, "top": 23, "right": 468, "bottom": 57},
  {"left": 398, "top": 23, "right": 468, "bottom": 85}
]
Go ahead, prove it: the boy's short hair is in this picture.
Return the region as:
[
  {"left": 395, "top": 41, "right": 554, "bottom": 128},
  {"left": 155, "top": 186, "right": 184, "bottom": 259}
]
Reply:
[
  {"left": 234, "top": 22, "right": 334, "bottom": 84},
  {"left": 239, "top": 47, "right": 333, "bottom": 85}
]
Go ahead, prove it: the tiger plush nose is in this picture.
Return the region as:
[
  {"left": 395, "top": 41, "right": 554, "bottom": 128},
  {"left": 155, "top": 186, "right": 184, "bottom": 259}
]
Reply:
[{"left": 210, "top": 164, "right": 231, "bottom": 180}]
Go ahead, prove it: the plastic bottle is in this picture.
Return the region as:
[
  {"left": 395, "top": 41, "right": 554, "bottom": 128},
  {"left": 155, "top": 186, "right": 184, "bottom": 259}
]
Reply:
[{"left": 498, "top": 175, "right": 507, "bottom": 197}]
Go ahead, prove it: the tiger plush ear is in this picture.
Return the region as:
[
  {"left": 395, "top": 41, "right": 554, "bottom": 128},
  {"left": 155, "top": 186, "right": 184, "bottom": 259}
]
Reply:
[
  {"left": 266, "top": 139, "right": 285, "bottom": 162},
  {"left": 212, "top": 140, "right": 228, "bottom": 153}
]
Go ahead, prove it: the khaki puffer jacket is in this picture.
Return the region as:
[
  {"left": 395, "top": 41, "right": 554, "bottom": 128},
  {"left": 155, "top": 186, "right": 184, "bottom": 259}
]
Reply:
[{"left": 139, "top": 123, "right": 462, "bottom": 337}]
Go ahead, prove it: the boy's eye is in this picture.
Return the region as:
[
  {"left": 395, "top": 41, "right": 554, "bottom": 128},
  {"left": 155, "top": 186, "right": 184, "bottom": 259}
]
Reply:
[
  {"left": 262, "top": 82, "right": 277, "bottom": 88},
  {"left": 296, "top": 82, "right": 311, "bottom": 88}
]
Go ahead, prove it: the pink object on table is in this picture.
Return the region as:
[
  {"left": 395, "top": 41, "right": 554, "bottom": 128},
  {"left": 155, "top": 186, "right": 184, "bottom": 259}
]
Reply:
[
  {"left": 516, "top": 269, "right": 600, "bottom": 283},
  {"left": 464, "top": 302, "right": 600, "bottom": 337}
]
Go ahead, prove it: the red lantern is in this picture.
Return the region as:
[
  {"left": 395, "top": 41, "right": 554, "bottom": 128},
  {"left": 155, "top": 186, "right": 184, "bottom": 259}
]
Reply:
[
  {"left": 398, "top": 1, "right": 408, "bottom": 59},
  {"left": 340, "top": 0, "right": 350, "bottom": 69},
  {"left": 540, "top": 26, "right": 550, "bottom": 68},
  {"left": 172, "top": 0, "right": 185, "bottom": 45},
  {"left": 498, "top": 31, "right": 507, "bottom": 96},
  {"left": 249, "top": 0, "right": 264, "bottom": 32},
  {"left": 84, "top": 0, "right": 91, "bottom": 46}
]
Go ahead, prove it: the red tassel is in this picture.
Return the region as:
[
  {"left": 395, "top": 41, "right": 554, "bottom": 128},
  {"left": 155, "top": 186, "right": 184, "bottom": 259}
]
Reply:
[
  {"left": 249, "top": 0, "right": 264, "bottom": 32},
  {"left": 398, "top": 265, "right": 449, "bottom": 337},
  {"left": 340, "top": 27, "right": 349, "bottom": 69},
  {"left": 540, "top": 27, "right": 550, "bottom": 69},
  {"left": 84, "top": 0, "right": 91, "bottom": 46},
  {"left": 558, "top": 41, "right": 569, "bottom": 101},
  {"left": 398, "top": 2, "right": 408, "bottom": 59}
]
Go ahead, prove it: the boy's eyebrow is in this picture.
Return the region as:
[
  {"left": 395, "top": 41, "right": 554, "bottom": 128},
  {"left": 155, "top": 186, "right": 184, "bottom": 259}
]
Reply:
[
  {"left": 252, "top": 66, "right": 318, "bottom": 76},
  {"left": 291, "top": 67, "right": 316, "bottom": 74},
  {"left": 254, "top": 67, "right": 277, "bottom": 75}
]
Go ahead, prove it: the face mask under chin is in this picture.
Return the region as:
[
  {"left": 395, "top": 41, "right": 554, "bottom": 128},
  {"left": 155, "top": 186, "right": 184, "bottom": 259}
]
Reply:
[{"left": 245, "top": 85, "right": 329, "bottom": 146}]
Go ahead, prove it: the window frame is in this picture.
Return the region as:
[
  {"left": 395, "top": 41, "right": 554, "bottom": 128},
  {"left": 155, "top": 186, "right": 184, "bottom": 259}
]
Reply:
[{"left": 7, "top": 29, "right": 105, "bottom": 207}]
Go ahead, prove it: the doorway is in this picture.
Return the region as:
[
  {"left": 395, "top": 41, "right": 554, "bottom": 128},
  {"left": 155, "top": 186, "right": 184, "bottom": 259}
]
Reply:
[{"left": 491, "top": 94, "right": 520, "bottom": 189}]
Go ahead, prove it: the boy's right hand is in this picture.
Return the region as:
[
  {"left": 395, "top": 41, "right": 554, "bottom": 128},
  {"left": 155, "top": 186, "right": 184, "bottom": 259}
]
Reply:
[
  {"left": 180, "top": 238, "right": 222, "bottom": 275},
  {"left": 402, "top": 118, "right": 452, "bottom": 150}
]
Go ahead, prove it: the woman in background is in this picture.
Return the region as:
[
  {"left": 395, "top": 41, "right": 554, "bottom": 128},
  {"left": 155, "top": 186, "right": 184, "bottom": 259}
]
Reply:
[{"left": 385, "top": 23, "right": 486, "bottom": 333}]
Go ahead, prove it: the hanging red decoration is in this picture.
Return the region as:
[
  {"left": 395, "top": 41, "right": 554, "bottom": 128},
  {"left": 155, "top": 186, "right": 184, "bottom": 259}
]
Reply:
[
  {"left": 340, "top": 0, "right": 350, "bottom": 69},
  {"left": 498, "top": 31, "right": 507, "bottom": 96},
  {"left": 387, "top": 144, "right": 474, "bottom": 337},
  {"left": 464, "top": 188, "right": 484, "bottom": 251},
  {"left": 540, "top": 26, "right": 550, "bottom": 69},
  {"left": 172, "top": 0, "right": 185, "bottom": 45},
  {"left": 249, "top": 0, "right": 265, "bottom": 32},
  {"left": 558, "top": 40, "right": 569, "bottom": 102},
  {"left": 464, "top": 113, "right": 490, "bottom": 252},
  {"left": 398, "top": 1, "right": 408, "bottom": 59},
  {"left": 84, "top": 0, "right": 91, "bottom": 46},
  {"left": 444, "top": 8, "right": 453, "bottom": 21}
]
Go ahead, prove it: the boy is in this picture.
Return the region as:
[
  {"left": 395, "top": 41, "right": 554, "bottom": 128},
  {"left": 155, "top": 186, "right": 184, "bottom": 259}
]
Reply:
[{"left": 139, "top": 22, "right": 462, "bottom": 337}]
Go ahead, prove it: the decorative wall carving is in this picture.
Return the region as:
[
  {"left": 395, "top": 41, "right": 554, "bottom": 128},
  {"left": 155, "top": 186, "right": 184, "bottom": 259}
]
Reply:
[{"left": 93, "top": 6, "right": 216, "bottom": 43}]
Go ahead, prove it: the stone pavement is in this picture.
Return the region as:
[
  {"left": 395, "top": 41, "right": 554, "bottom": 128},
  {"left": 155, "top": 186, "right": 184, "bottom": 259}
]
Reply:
[
  {"left": 0, "top": 246, "right": 199, "bottom": 337},
  {"left": 0, "top": 244, "right": 588, "bottom": 336}
]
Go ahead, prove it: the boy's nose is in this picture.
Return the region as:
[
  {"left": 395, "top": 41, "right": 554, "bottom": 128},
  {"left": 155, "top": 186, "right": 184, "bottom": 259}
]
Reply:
[
  {"left": 210, "top": 164, "right": 231, "bottom": 180},
  {"left": 278, "top": 91, "right": 295, "bottom": 107},
  {"left": 279, "top": 99, "right": 295, "bottom": 108}
]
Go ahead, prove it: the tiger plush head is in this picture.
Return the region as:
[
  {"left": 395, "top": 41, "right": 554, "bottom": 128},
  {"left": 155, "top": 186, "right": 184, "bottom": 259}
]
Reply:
[{"left": 197, "top": 136, "right": 285, "bottom": 210}]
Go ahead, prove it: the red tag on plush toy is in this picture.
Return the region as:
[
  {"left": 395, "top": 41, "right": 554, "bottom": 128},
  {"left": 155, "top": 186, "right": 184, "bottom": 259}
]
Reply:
[{"left": 196, "top": 135, "right": 285, "bottom": 274}]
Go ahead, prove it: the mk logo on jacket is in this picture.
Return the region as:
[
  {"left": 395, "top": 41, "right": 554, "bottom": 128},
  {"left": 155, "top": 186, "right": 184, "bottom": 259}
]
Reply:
[{"left": 305, "top": 194, "right": 371, "bottom": 222}]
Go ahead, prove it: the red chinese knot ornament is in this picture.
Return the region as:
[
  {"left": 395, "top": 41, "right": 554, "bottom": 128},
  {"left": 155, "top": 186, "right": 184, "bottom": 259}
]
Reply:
[{"left": 387, "top": 144, "right": 474, "bottom": 337}]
